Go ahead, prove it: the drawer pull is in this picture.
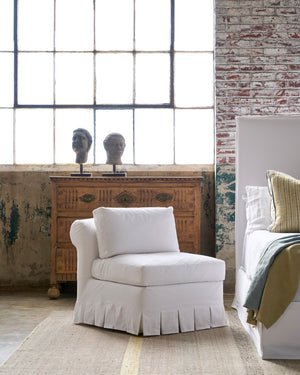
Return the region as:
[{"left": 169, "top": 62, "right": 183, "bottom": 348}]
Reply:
[
  {"left": 79, "top": 194, "right": 96, "bottom": 203},
  {"left": 116, "top": 191, "right": 134, "bottom": 205},
  {"left": 156, "top": 193, "right": 172, "bottom": 202}
]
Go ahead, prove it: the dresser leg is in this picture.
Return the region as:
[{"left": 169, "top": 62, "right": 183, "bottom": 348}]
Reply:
[{"left": 47, "top": 284, "right": 61, "bottom": 299}]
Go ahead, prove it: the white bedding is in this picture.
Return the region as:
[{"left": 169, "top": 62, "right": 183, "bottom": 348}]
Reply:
[
  {"left": 234, "top": 116, "right": 300, "bottom": 359},
  {"left": 243, "top": 229, "right": 300, "bottom": 301}
]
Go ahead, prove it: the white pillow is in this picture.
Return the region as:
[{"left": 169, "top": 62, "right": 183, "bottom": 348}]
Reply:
[
  {"left": 244, "top": 186, "right": 272, "bottom": 233},
  {"left": 93, "top": 207, "right": 180, "bottom": 258}
]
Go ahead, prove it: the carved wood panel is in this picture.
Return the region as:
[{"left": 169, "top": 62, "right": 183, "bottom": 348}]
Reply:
[{"left": 55, "top": 247, "right": 77, "bottom": 274}]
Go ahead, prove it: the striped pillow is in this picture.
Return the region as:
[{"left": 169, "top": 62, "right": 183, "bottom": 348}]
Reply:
[{"left": 267, "top": 170, "right": 300, "bottom": 232}]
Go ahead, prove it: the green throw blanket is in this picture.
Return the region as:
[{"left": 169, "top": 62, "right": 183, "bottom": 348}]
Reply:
[{"left": 244, "top": 234, "right": 300, "bottom": 328}]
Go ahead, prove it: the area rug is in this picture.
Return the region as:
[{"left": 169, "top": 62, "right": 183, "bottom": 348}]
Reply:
[{"left": 1, "top": 310, "right": 300, "bottom": 375}]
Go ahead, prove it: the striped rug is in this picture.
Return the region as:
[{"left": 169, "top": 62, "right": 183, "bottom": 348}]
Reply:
[{"left": 1, "top": 310, "right": 299, "bottom": 375}]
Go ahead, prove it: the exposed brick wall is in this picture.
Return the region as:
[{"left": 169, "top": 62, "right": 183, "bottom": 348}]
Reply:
[
  {"left": 215, "top": 0, "right": 300, "bottom": 292},
  {"left": 216, "top": 0, "right": 300, "bottom": 164}
]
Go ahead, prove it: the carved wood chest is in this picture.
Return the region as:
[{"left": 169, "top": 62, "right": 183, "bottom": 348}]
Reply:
[{"left": 49, "top": 176, "right": 202, "bottom": 297}]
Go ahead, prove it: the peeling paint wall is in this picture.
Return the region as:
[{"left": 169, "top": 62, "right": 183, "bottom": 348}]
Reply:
[
  {"left": 0, "top": 173, "right": 52, "bottom": 288},
  {"left": 0, "top": 169, "right": 215, "bottom": 290},
  {"left": 215, "top": 165, "right": 235, "bottom": 292}
]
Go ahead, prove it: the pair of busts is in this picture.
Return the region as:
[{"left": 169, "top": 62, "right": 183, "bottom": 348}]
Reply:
[{"left": 72, "top": 128, "right": 125, "bottom": 166}]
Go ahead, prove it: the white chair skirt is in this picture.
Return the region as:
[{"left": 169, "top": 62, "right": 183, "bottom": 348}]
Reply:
[{"left": 74, "top": 278, "right": 227, "bottom": 336}]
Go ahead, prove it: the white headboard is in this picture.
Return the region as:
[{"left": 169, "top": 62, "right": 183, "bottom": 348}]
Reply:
[{"left": 235, "top": 115, "right": 300, "bottom": 270}]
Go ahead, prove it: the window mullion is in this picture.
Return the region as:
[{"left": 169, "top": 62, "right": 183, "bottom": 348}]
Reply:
[
  {"left": 53, "top": 0, "right": 56, "bottom": 163},
  {"left": 93, "top": 0, "right": 96, "bottom": 164},
  {"left": 133, "top": 0, "right": 136, "bottom": 163},
  {"left": 133, "top": 0, "right": 136, "bottom": 106},
  {"left": 13, "top": 0, "right": 18, "bottom": 165},
  {"left": 13, "top": 0, "right": 18, "bottom": 107},
  {"left": 170, "top": 0, "right": 175, "bottom": 107}
]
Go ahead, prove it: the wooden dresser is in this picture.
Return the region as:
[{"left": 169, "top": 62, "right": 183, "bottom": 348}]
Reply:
[{"left": 48, "top": 176, "right": 202, "bottom": 298}]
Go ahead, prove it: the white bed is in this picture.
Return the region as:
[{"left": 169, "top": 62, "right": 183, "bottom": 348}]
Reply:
[{"left": 232, "top": 115, "right": 300, "bottom": 359}]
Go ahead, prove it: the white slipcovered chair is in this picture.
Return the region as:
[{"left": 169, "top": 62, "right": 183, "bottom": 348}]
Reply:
[{"left": 70, "top": 207, "right": 226, "bottom": 335}]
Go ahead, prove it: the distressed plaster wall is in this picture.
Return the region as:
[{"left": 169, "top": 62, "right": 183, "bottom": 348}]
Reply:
[
  {"left": 0, "top": 167, "right": 215, "bottom": 290},
  {"left": 215, "top": 0, "right": 300, "bottom": 292},
  {"left": 0, "top": 172, "right": 52, "bottom": 288}
]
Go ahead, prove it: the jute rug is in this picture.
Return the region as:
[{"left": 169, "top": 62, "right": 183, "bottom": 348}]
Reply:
[{"left": 1, "top": 310, "right": 300, "bottom": 375}]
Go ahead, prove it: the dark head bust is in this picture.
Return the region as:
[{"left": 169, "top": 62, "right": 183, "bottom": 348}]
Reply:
[{"left": 72, "top": 128, "right": 93, "bottom": 164}]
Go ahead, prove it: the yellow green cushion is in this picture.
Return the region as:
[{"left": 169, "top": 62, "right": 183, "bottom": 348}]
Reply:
[{"left": 267, "top": 170, "right": 300, "bottom": 232}]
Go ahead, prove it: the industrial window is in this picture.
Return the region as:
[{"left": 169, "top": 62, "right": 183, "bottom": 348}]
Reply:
[{"left": 0, "top": 0, "right": 214, "bottom": 165}]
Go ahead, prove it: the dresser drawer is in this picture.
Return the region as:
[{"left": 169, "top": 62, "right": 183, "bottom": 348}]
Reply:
[
  {"left": 56, "top": 218, "right": 78, "bottom": 243},
  {"left": 56, "top": 186, "right": 196, "bottom": 213},
  {"left": 57, "top": 187, "right": 99, "bottom": 212},
  {"left": 175, "top": 216, "right": 200, "bottom": 253}
]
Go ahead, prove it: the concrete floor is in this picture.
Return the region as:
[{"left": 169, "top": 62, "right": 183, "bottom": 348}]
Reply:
[
  {"left": 0, "top": 289, "right": 234, "bottom": 366},
  {"left": 0, "top": 289, "right": 76, "bottom": 366}
]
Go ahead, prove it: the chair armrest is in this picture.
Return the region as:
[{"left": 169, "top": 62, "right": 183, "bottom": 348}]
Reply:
[{"left": 70, "top": 218, "right": 99, "bottom": 300}]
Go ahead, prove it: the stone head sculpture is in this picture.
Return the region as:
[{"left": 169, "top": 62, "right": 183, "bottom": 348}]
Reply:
[
  {"left": 72, "top": 128, "right": 93, "bottom": 164},
  {"left": 103, "top": 133, "right": 126, "bottom": 166}
]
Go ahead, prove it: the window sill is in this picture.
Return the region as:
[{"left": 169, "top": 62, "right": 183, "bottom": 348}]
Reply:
[{"left": 0, "top": 164, "right": 214, "bottom": 175}]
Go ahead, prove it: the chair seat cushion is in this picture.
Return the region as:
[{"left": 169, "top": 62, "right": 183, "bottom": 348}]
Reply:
[{"left": 91, "top": 252, "right": 225, "bottom": 287}]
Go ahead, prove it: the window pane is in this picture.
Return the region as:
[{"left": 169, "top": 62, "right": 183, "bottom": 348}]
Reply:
[
  {"left": 56, "top": 0, "right": 93, "bottom": 51},
  {"left": 96, "top": 110, "right": 133, "bottom": 164},
  {"left": 135, "top": 0, "right": 170, "bottom": 51},
  {"left": 135, "top": 54, "right": 170, "bottom": 104},
  {"left": 0, "top": 53, "right": 14, "bottom": 107},
  {"left": 8, "top": 0, "right": 215, "bottom": 166},
  {"left": 0, "top": 110, "right": 13, "bottom": 164},
  {"left": 55, "top": 109, "right": 94, "bottom": 164},
  {"left": 18, "top": 0, "right": 54, "bottom": 51},
  {"left": 175, "top": 0, "right": 213, "bottom": 51},
  {"left": 96, "top": 53, "right": 133, "bottom": 104},
  {"left": 96, "top": 0, "right": 133, "bottom": 51},
  {"left": 0, "top": 0, "right": 14, "bottom": 51},
  {"left": 135, "top": 109, "right": 173, "bottom": 164},
  {"left": 175, "top": 109, "right": 214, "bottom": 164},
  {"left": 55, "top": 53, "right": 94, "bottom": 105},
  {"left": 15, "top": 109, "right": 53, "bottom": 164},
  {"left": 175, "top": 53, "right": 213, "bottom": 107},
  {"left": 18, "top": 53, "right": 53, "bottom": 105}
]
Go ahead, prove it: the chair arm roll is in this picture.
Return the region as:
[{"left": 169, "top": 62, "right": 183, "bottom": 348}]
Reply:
[{"left": 70, "top": 218, "right": 99, "bottom": 299}]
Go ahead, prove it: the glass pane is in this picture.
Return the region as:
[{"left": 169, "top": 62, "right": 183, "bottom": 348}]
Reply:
[
  {"left": 15, "top": 109, "right": 53, "bottom": 164},
  {"left": 0, "top": 110, "right": 13, "bottom": 164},
  {"left": 175, "top": 109, "right": 214, "bottom": 164},
  {"left": 96, "top": 110, "right": 133, "bottom": 164},
  {"left": 175, "top": 0, "right": 213, "bottom": 51},
  {"left": 175, "top": 53, "right": 213, "bottom": 107},
  {"left": 135, "top": 109, "right": 173, "bottom": 164},
  {"left": 0, "top": 0, "right": 14, "bottom": 51},
  {"left": 18, "top": 0, "right": 54, "bottom": 51},
  {"left": 135, "top": 0, "right": 170, "bottom": 51},
  {"left": 96, "top": 0, "right": 133, "bottom": 51},
  {"left": 0, "top": 53, "right": 14, "bottom": 107},
  {"left": 55, "top": 109, "right": 94, "bottom": 164},
  {"left": 96, "top": 53, "right": 133, "bottom": 104},
  {"left": 135, "top": 54, "right": 170, "bottom": 104},
  {"left": 18, "top": 53, "right": 53, "bottom": 105},
  {"left": 56, "top": 0, "right": 93, "bottom": 51},
  {"left": 55, "top": 53, "right": 93, "bottom": 105}
]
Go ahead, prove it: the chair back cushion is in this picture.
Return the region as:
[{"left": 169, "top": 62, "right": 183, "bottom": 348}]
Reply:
[{"left": 93, "top": 207, "right": 180, "bottom": 258}]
